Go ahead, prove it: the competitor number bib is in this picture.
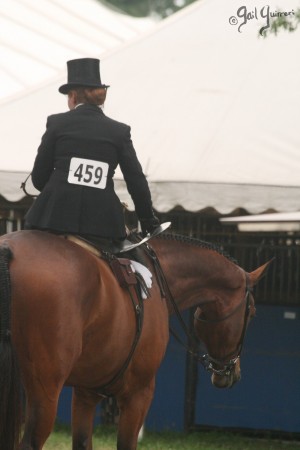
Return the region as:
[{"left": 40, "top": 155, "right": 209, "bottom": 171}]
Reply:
[{"left": 68, "top": 157, "right": 109, "bottom": 189}]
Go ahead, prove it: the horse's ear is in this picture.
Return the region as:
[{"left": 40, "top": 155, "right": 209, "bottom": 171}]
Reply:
[{"left": 248, "top": 258, "right": 274, "bottom": 286}]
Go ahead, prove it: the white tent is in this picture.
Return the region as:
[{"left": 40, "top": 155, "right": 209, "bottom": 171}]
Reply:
[
  {"left": 0, "top": 0, "right": 154, "bottom": 100},
  {"left": 0, "top": 0, "right": 154, "bottom": 201},
  {"left": 1, "top": 0, "right": 300, "bottom": 215},
  {"left": 221, "top": 211, "right": 300, "bottom": 231}
]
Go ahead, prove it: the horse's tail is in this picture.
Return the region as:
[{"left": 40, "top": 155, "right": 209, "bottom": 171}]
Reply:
[{"left": 0, "top": 245, "right": 22, "bottom": 450}]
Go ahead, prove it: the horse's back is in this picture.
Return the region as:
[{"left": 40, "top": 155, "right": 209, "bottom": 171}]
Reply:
[
  {"left": 0, "top": 230, "right": 98, "bottom": 277},
  {"left": 0, "top": 231, "right": 108, "bottom": 380},
  {"left": 1, "top": 230, "right": 102, "bottom": 318}
]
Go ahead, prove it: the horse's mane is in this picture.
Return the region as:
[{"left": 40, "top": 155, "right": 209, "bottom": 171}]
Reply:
[{"left": 155, "top": 232, "right": 238, "bottom": 264}]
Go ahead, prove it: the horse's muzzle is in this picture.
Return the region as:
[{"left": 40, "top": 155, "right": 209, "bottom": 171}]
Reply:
[{"left": 211, "top": 358, "right": 241, "bottom": 388}]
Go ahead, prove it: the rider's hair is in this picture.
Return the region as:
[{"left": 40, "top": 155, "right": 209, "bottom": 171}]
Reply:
[{"left": 71, "top": 87, "right": 107, "bottom": 106}]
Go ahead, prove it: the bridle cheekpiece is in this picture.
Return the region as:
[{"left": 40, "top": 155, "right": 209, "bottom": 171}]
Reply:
[{"left": 194, "top": 283, "right": 253, "bottom": 377}]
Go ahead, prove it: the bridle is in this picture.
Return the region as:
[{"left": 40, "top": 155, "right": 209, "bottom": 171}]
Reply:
[
  {"left": 194, "top": 284, "right": 253, "bottom": 377},
  {"left": 145, "top": 242, "right": 254, "bottom": 379}
]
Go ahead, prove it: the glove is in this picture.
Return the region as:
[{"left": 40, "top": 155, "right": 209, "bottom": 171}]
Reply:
[{"left": 140, "top": 216, "right": 160, "bottom": 237}]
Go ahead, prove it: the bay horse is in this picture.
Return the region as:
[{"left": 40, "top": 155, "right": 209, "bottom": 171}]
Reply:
[{"left": 0, "top": 229, "right": 271, "bottom": 450}]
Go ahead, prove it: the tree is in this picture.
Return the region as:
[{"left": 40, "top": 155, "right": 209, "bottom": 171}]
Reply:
[
  {"left": 263, "top": 7, "right": 300, "bottom": 36},
  {"left": 98, "top": 0, "right": 197, "bottom": 18}
]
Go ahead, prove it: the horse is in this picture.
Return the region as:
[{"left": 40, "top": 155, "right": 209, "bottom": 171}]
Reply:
[{"left": 0, "top": 229, "right": 271, "bottom": 450}]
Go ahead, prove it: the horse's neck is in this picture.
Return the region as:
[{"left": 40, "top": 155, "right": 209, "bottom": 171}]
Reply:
[{"left": 151, "top": 237, "right": 244, "bottom": 312}]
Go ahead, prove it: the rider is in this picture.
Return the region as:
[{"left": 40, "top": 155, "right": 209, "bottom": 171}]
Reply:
[{"left": 24, "top": 58, "right": 160, "bottom": 248}]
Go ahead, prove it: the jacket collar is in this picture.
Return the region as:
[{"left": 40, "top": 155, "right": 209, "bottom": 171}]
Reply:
[{"left": 73, "top": 103, "right": 104, "bottom": 114}]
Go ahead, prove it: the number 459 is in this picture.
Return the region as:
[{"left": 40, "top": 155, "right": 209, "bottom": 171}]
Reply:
[
  {"left": 74, "top": 163, "right": 103, "bottom": 185},
  {"left": 68, "top": 158, "right": 109, "bottom": 189}
]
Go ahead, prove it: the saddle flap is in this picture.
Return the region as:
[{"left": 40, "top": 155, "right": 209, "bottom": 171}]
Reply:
[{"left": 109, "top": 258, "right": 137, "bottom": 288}]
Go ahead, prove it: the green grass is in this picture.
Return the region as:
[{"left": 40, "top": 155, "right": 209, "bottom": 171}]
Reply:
[{"left": 44, "top": 424, "right": 300, "bottom": 450}]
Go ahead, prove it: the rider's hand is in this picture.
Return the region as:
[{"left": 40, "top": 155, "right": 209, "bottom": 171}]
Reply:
[{"left": 140, "top": 216, "right": 160, "bottom": 237}]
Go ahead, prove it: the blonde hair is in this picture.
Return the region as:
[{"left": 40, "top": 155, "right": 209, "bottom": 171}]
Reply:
[{"left": 71, "top": 87, "right": 107, "bottom": 106}]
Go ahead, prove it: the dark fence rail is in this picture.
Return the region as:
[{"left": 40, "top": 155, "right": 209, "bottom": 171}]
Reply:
[{"left": 223, "top": 239, "right": 300, "bottom": 306}]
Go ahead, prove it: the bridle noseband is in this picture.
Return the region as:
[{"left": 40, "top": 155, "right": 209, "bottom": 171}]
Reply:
[{"left": 194, "top": 284, "right": 253, "bottom": 377}]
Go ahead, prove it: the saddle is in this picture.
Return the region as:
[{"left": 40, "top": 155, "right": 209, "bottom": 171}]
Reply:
[{"left": 64, "top": 234, "right": 151, "bottom": 299}]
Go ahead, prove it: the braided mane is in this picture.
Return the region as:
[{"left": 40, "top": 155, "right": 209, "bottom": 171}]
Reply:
[{"left": 156, "top": 233, "right": 238, "bottom": 264}]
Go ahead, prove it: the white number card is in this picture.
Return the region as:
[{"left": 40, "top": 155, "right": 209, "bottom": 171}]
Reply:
[{"left": 68, "top": 157, "right": 109, "bottom": 189}]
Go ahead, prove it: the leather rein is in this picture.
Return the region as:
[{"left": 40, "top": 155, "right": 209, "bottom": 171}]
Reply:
[
  {"left": 145, "top": 243, "right": 253, "bottom": 378},
  {"left": 20, "top": 173, "right": 37, "bottom": 198}
]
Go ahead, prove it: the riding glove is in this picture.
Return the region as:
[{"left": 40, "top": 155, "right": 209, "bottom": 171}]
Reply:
[{"left": 140, "top": 216, "right": 160, "bottom": 237}]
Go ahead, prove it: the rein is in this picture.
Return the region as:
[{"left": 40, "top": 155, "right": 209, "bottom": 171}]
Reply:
[
  {"left": 144, "top": 243, "right": 197, "bottom": 345},
  {"left": 145, "top": 242, "right": 252, "bottom": 378},
  {"left": 20, "top": 173, "right": 37, "bottom": 198}
]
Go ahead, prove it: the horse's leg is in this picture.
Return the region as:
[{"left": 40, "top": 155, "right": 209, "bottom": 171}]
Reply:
[
  {"left": 72, "top": 387, "right": 100, "bottom": 450},
  {"left": 20, "top": 387, "right": 60, "bottom": 450},
  {"left": 116, "top": 380, "right": 155, "bottom": 450}
]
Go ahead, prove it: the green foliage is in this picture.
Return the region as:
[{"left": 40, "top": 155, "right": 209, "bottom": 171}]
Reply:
[
  {"left": 98, "top": 0, "right": 197, "bottom": 18},
  {"left": 263, "top": 7, "right": 300, "bottom": 36}
]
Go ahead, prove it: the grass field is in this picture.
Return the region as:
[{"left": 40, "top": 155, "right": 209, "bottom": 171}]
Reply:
[{"left": 44, "top": 425, "right": 300, "bottom": 450}]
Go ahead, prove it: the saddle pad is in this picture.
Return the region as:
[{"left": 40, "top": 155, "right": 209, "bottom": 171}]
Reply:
[{"left": 130, "top": 260, "right": 152, "bottom": 299}]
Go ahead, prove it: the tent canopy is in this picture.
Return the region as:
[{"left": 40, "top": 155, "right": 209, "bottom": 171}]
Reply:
[
  {"left": 1, "top": 0, "right": 300, "bottom": 214},
  {"left": 0, "top": 0, "right": 153, "bottom": 100},
  {"left": 221, "top": 212, "right": 300, "bottom": 232}
]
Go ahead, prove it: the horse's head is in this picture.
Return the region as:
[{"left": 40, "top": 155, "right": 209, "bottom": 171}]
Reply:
[{"left": 194, "top": 260, "right": 273, "bottom": 389}]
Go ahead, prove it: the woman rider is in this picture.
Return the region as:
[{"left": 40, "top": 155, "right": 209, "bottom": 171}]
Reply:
[{"left": 24, "top": 58, "right": 160, "bottom": 248}]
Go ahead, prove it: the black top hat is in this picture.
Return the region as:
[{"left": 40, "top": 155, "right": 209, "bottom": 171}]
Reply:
[{"left": 58, "top": 58, "right": 109, "bottom": 94}]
